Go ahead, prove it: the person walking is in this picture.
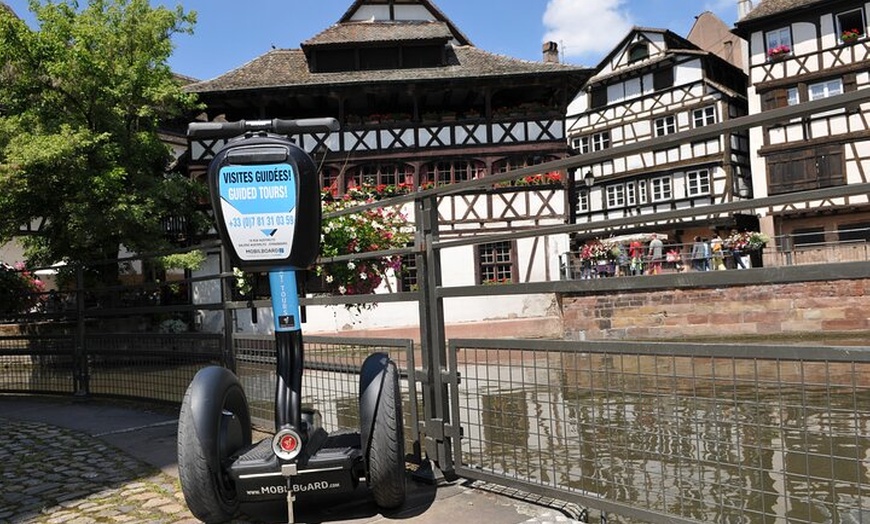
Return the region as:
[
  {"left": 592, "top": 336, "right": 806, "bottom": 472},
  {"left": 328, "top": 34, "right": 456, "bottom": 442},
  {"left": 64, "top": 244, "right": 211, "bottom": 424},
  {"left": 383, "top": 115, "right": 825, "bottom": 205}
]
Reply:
[
  {"left": 648, "top": 234, "right": 664, "bottom": 275},
  {"left": 711, "top": 233, "right": 726, "bottom": 270},
  {"left": 691, "top": 236, "right": 706, "bottom": 271}
]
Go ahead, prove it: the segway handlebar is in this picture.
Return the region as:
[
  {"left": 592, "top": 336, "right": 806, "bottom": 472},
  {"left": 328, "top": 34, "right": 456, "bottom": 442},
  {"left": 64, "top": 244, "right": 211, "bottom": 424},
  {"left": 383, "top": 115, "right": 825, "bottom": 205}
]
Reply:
[{"left": 187, "top": 118, "right": 340, "bottom": 139}]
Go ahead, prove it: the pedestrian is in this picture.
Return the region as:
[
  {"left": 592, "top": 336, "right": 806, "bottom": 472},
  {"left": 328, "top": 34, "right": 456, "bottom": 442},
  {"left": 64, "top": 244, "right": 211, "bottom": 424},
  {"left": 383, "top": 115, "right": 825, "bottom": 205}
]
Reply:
[
  {"left": 629, "top": 240, "right": 644, "bottom": 275},
  {"left": 648, "top": 234, "right": 664, "bottom": 275},
  {"left": 691, "top": 235, "right": 706, "bottom": 271},
  {"left": 711, "top": 233, "right": 726, "bottom": 270},
  {"left": 727, "top": 229, "right": 747, "bottom": 269}
]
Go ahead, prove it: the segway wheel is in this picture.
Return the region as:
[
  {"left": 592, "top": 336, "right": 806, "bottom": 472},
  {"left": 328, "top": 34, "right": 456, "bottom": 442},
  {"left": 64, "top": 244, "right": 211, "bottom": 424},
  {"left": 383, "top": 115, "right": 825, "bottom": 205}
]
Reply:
[
  {"left": 177, "top": 366, "right": 251, "bottom": 523},
  {"left": 368, "top": 360, "right": 407, "bottom": 509}
]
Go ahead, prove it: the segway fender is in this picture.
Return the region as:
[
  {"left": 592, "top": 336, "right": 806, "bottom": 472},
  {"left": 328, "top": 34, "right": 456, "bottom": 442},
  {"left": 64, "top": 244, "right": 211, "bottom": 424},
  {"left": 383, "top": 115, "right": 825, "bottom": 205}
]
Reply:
[
  {"left": 187, "top": 366, "right": 251, "bottom": 471},
  {"left": 359, "top": 353, "right": 391, "bottom": 461}
]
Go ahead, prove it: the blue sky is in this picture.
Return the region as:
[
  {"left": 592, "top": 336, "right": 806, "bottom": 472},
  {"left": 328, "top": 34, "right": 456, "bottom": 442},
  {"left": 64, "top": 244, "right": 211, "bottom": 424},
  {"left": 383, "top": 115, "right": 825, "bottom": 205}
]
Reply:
[{"left": 5, "top": 0, "right": 738, "bottom": 81}]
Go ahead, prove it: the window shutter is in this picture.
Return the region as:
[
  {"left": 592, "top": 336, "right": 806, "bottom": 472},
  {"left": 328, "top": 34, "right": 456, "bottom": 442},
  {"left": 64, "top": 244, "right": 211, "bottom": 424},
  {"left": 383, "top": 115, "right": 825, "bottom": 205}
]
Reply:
[
  {"left": 817, "top": 145, "right": 845, "bottom": 187},
  {"left": 761, "top": 89, "right": 787, "bottom": 111}
]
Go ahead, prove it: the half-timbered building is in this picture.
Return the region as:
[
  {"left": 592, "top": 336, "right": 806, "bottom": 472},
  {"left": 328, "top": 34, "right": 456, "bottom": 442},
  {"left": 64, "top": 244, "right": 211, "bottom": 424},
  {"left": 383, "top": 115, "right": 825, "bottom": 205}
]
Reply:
[
  {"left": 184, "top": 0, "right": 590, "bottom": 333},
  {"left": 564, "top": 24, "right": 752, "bottom": 261},
  {"left": 734, "top": 0, "right": 870, "bottom": 251}
]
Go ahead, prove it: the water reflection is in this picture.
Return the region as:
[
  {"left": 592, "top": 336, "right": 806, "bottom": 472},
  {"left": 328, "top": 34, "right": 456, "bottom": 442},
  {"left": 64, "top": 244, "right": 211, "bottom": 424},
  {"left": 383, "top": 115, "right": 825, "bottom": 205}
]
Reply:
[{"left": 458, "top": 351, "right": 870, "bottom": 524}]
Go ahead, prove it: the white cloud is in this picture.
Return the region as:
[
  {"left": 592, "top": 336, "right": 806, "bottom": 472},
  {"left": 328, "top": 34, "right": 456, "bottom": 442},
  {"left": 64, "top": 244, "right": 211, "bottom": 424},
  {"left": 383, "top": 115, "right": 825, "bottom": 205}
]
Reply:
[{"left": 542, "top": 0, "right": 634, "bottom": 65}]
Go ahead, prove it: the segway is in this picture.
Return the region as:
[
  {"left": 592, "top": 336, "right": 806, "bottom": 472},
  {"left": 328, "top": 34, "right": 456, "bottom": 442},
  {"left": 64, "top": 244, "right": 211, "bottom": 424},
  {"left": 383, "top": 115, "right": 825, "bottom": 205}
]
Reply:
[{"left": 177, "top": 118, "right": 407, "bottom": 523}]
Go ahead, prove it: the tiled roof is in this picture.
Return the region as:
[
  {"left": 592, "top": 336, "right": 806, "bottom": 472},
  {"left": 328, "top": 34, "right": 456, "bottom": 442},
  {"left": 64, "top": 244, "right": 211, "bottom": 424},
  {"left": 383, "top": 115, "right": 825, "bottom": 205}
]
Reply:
[
  {"left": 739, "top": 0, "right": 826, "bottom": 22},
  {"left": 186, "top": 46, "right": 587, "bottom": 94},
  {"left": 303, "top": 21, "right": 453, "bottom": 46}
]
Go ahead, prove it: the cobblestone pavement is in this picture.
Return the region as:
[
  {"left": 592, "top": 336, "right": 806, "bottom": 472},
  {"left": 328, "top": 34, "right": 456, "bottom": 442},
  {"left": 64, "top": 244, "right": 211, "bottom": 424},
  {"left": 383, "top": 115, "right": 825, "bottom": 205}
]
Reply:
[
  {"left": 0, "top": 404, "right": 585, "bottom": 524},
  {"left": 0, "top": 418, "right": 198, "bottom": 524}
]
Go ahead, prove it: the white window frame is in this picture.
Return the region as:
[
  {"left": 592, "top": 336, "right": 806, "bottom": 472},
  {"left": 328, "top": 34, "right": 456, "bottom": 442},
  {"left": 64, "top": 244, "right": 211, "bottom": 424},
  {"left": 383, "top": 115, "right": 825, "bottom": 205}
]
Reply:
[
  {"left": 591, "top": 131, "right": 610, "bottom": 151},
  {"left": 693, "top": 106, "right": 716, "bottom": 128},
  {"left": 808, "top": 78, "right": 844, "bottom": 101},
  {"left": 837, "top": 8, "right": 866, "bottom": 42},
  {"left": 638, "top": 180, "right": 648, "bottom": 204},
  {"left": 625, "top": 181, "right": 637, "bottom": 206},
  {"left": 686, "top": 169, "right": 711, "bottom": 197},
  {"left": 650, "top": 176, "right": 672, "bottom": 202},
  {"left": 654, "top": 115, "right": 676, "bottom": 137},
  {"left": 787, "top": 87, "right": 800, "bottom": 106},
  {"left": 606, "top": 184, "right": 625, "bottom": 208}
]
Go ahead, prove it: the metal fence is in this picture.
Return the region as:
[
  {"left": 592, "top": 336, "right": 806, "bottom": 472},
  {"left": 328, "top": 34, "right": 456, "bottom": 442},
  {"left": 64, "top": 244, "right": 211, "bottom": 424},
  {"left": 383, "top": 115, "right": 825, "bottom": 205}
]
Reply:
[
  {"left": 448, "top": 338, "right": 870, "bottom": 524},
  {"left": 233, "top": 334, "right": 420, "bottom": 452}
]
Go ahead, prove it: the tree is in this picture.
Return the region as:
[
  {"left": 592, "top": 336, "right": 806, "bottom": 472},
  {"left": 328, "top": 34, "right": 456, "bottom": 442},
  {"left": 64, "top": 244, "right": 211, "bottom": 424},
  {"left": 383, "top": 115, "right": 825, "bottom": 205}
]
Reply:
[{"left": 0, "top": 0, "right": 203, "bottom": 282}]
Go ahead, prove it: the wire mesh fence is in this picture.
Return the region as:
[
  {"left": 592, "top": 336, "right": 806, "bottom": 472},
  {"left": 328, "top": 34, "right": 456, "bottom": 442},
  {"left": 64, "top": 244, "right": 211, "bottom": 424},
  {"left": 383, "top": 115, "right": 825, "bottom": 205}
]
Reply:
[
  {"left": 449, "top": 339, "right": 870, "bottom": 524},
  {"left": 234, "top": 334, "right": 419, "bottom": 450}
]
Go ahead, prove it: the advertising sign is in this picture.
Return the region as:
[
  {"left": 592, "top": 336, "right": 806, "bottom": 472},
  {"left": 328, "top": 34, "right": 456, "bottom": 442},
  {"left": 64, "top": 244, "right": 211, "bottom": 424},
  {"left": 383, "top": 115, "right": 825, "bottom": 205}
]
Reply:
[{"left": 216, "top": 163, "right": 298, "bottom": 263}]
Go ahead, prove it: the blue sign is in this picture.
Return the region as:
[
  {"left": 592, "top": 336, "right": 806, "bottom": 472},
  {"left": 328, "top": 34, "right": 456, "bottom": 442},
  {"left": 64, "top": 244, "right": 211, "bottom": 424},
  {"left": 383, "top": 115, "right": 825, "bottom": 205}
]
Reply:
[
  {"left": 217, "top": 164, "right": 297, "bottom": 263},
  {"left": 269, "top": 269, "right": 300, "bottom": 332}
]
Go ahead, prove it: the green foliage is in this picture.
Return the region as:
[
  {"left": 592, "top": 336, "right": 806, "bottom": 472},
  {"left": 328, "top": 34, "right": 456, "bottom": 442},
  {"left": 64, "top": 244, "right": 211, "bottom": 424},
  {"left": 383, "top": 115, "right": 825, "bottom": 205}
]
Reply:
[
  {"left": 159, "top": 249, "right": 206, "bottom": 271},
  {"left": 0, "top": 0, "right": 202, "bottom": 272},
  {"left": 316, "top": 197, "right": 414, "bottom": 299}
]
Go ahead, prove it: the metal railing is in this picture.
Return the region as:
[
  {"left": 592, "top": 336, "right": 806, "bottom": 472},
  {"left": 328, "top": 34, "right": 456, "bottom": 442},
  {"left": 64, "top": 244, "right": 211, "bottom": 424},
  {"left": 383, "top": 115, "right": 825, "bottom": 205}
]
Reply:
[
  {"left": 560, "top": 232, "right": 870, "bottom": 279},
  {"left": 449, "top": 338, "right": 870, "bottom": 524}
]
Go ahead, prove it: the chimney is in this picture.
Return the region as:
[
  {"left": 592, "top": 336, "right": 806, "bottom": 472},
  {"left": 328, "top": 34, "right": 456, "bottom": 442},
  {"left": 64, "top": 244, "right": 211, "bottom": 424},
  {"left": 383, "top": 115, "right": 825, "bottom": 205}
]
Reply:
[
  {"left": 737, "top": 0, "right": 754, "bottom": 20},
  {"left": 542, "top": 41, "right": 559, "bottom": 64}
]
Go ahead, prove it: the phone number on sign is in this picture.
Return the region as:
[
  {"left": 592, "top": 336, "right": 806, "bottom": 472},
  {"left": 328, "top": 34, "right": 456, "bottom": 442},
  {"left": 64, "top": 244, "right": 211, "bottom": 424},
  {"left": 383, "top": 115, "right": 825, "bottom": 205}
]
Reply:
[{"left": 229, "top": 215, "right": 295, "bottom": 228}]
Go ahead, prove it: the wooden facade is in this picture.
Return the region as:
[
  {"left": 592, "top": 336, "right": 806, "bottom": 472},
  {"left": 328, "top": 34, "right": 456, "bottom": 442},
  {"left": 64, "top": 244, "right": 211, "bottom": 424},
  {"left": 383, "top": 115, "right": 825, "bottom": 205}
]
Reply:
[
  {"left": 565, "top": 26, "right": 753, "bottom": 247},
  {"left": 183, "top": 0, "right": 591, "bottom": 316},
  {"left": 735, "top": 0, "right": 870, "bottom": 246}
]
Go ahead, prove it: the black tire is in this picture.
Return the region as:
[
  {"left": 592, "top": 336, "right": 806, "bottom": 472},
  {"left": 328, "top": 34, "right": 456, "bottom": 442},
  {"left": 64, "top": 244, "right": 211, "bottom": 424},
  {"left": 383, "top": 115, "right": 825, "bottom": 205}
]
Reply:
[
  {"left": 177, "top": 366, "right": 251, "bottom": 523},
  {"left": 368, "top": 360, "right": 406, "bottom": 509}
]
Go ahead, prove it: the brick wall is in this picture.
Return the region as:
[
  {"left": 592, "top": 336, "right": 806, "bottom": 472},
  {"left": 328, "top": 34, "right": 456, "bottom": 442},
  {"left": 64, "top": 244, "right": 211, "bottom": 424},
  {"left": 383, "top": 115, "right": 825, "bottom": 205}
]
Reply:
[{"left": 560, "top": 278, "right": 870, "bottom": 340}]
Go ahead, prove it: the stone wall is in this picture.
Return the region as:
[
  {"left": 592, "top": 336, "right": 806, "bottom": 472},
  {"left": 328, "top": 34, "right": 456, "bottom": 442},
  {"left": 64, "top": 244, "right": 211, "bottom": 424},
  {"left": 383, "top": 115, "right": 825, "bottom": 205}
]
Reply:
[{"left": 561, "top": 276, "right": 870, "bottom": 341}]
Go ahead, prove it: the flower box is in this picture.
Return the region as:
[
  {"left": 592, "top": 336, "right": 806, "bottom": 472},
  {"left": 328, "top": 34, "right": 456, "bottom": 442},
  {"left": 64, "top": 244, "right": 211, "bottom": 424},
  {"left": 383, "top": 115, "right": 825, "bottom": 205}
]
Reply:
[
  {"left": 767, "top": 44, "right": 791, "bottom": 61},
  {"left": 841, "top": 29, "right": 862, "bottom": 43}
]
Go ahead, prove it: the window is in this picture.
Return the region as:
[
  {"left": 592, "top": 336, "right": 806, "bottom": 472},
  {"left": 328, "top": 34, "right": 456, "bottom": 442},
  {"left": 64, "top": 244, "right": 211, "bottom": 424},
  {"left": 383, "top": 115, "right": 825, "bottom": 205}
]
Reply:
[
  {"left": 837, "top": 9, "right": 866, "bottom": 42},
  {"left": 425, "top": 160, "right": 476, "bottom": 186},
  {"left": 654, "top": 115, "right": 676, "bottom": 137},
  {"left": 625, "top": 181, "right": 637, "bottom": 206},
  {"left": 577, "top": 131, "right": 610, "bottom": 154},
  {"left": 808, "top": 79, "right": 843, "bottom": 101},
  {"left": 838, "top": 222, "right": 870, "bottom": 242},
  {"left": 577, "top": 191, "right": 590, "bottom": 213},
  {"left": 347, "top": 163, "right": 413, "bottom": 191},
  {"left": 398, "top": 245, "right": 418, "bottom": 292},
  {"left": 638, "top": 180, "right": 648, "bottom": 204},
  {"left": 791, "top": 227, "right": 825, "bottom": 247},
  {"left": 476, "top": 241, "right": 516, "bottom": 284},
  {"left": 650, "top": 176, "right": 672, "bottom": 201},
  {"left": 592, "top": 131, "right": 610, "bottom": 151},
  {"left": 693, "top": 106, "right": 716, "bottom": 127},
  {"left": 606, "top": 184, "right": 625, "bottom": 208},
  {"left": 628, "top": 42, "right": 649, "bottom": 63},
  {"left": 570, "top": 137, "right": 582, "bottom": 151},
  {"left": 590, "top": 86, "right": 608, "bottom": 109},
  {"left": 787, "top": 87, "right": 800, "bottom": 106},
  {"left": 686, "top": 169, "right": 711, "bottom": 196},
  {"left": 653, "top": 68, "right": 674, "bottom": 91},
  {"left": 765, "top": 27, "right": 792, "bottom": 57}
]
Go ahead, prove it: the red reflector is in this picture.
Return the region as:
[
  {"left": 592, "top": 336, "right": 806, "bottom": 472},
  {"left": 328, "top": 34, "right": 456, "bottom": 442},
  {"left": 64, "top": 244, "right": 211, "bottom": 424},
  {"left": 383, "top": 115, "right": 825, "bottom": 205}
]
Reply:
[{"left": 279, "top": 434, "right": 298, "bottom": 452}]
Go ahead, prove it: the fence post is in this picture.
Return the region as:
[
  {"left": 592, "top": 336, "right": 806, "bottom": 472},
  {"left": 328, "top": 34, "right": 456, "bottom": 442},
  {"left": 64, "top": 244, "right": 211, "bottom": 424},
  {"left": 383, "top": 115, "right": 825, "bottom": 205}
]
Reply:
[
  {"left": 220, "top": 246, "right": 237, "bottom": 373},
  {"left": 73, "top": 265, "right": 89, "bottom": 396},
  {"left": 414, "top": 194, "right": 456, "bottom": 480}
]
